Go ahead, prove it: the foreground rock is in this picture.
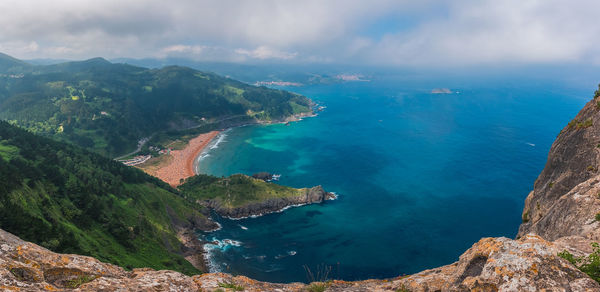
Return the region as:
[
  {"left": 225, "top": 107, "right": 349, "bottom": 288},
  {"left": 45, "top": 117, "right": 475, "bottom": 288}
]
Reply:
[
  {"left": 203, "top": 185, "right": 336, "bottom": 219},
  {"left": 2, "top": 228, "right": 596, "bottom": 291}
]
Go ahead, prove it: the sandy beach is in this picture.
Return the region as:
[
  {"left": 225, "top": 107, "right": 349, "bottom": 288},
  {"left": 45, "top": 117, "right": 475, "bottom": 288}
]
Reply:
[{"left": 152, "top": 131, "right": 219, "bottom": 187}]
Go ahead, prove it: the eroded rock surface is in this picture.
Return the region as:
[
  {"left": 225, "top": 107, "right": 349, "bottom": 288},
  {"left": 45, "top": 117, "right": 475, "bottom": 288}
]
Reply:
[
  {"left": 2, "top": 227, "right": 598, "bottom": 291},
  {"left": 519, "top": 98, "right": 600, "bottom": 238}
]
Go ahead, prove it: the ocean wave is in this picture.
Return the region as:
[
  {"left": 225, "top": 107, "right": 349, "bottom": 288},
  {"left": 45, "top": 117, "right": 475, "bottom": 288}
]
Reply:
[
  {"left": 210, "top": 130, "right": 229, "bottom": 150},
  {"left": 196, "top": 130, "right": 230, "bottom": 165},
  {"left": 275, "top": 250, "right": 297, "bottom": 259},
  {"left": 328, "top": 192, "right": 339, "bottom": 200},
  {"left": 202, "top": 237, "right": 243, "bottom": 272}
]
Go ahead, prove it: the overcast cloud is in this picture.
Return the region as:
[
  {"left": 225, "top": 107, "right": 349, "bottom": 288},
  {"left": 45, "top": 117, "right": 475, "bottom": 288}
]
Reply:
[{"left": 0, "top": 0, "right": 599, "bottom": 66}]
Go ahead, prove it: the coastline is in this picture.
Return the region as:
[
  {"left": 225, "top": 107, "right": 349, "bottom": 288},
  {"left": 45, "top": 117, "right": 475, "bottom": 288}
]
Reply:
[
  {"left": 150, "top": 131, "right": 220, "bottom": 187},
  {"left": 208, "top": 188, "right": 338, "bottom": 220},
  {"left": 220, "top": 198, "right": 336, "bottom": 220},
  {"left": 153, "top": 110, "right": 319, "bottom": 274}
]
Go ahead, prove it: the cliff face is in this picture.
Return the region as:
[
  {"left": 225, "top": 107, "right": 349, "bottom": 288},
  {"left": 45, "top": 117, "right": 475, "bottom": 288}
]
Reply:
[
  {"left": 204, "top": 185, "right": 336, "bottom": 219},
  {"left": 518, "top": 98, "right": 600, "bottom": 244}
]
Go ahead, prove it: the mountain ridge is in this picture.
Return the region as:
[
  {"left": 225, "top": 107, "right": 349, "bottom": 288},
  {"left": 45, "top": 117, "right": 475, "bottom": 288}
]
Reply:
[{"left": 0, "top": 53, "right": 313, "bottom": 157}]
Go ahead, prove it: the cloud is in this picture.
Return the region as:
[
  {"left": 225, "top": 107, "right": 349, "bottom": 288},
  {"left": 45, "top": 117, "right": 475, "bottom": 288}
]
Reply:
[
  {"left": 0, "top": 0, "right": 598, "bottom": 66},
  {"left": 363, "top": 0, "right": 600, "bottom": 66},
  {"left": 235, "top": 46, "right": 297, "bottom": 60}
]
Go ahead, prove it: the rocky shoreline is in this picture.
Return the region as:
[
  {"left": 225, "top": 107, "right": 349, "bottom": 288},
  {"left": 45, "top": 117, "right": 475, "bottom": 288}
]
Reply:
[{"left": 201, "top": 185, "right": 336, "bottom": 219}]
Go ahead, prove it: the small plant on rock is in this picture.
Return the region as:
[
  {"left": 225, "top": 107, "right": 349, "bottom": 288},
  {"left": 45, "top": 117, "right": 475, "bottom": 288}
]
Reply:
[
  {"left": 218, "top": 281, "right": 245, "bottom": 291},
  {"left": 306, "top": 282, "right": 329, "bottom": 292},
  {"left": 65, "top": 275, "right": 96, "bottom": 289},
  {"left": 558, "top": 242, "right": 600, "bottom": 283}
]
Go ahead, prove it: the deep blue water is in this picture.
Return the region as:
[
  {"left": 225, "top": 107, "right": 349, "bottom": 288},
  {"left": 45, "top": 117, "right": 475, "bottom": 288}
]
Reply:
[{"left": 196, "top": 73, "right": 592, "bottom": 283}]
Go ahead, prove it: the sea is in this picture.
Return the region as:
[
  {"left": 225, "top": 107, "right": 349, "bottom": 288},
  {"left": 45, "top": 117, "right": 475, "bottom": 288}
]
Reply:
[{"left": 196, "top": 69, "right": 597, "bottom": 283}]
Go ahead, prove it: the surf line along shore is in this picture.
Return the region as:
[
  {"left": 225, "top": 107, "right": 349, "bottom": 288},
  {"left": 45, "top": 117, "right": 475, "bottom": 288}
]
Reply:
[{"left": 152, "top": 131, "right": 220, "bottom": 187}]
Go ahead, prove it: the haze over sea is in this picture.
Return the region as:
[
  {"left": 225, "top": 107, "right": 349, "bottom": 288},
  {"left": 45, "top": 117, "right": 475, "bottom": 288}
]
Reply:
[{"left": 197, "top": 70, "right": 595, "bottom": 283}]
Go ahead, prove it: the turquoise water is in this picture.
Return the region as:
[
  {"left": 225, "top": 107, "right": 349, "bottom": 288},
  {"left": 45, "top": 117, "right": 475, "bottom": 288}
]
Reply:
[{"left": 197, "top": 74, "right": 591, "bottom": 283}]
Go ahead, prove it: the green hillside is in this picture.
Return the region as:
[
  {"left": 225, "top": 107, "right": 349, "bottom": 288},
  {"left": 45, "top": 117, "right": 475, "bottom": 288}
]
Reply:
[
  {"left": 0, "top": 120, "right": 212, "bottom": 275},
  {"left": 0, "top": 52, "right": 31, "bottom": 73},
  {"left": 180, "top": 174, "right": 304, "bottom": 208},
  {"left": 0, "top": 54, "right": 312, "bottom": 157}
]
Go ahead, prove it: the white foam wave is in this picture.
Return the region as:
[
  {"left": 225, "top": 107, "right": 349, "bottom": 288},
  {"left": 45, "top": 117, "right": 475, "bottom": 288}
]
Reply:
[
  {"left": 204, "top": 221, "right": 222, "bottom": 232},
  {"left": 328, "top": 192, "right": 339, "bottom": 200},
  {"left": 210, "top": 131, "right": 229, "bottom": 150},
  {"left": 202, "top": 237, "right": 243, "bottom": 272},
  {"left": 196, "top": 130, "right": 229, "bottom": 165}
]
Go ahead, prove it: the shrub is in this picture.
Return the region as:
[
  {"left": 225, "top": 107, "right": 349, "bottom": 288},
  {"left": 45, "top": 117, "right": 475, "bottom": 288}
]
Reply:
[
  {"left": 558, "top": 242, "right": 600, "bottom": 283},
  {"left": 65, "top": 275, "right": 96, "bottom": 288},
  {"left": 522, "top": 211, "right": 529, "bottom": 223},
  {"left": 306, "top": 282, "right": 328, "bottom": 292},
  {"left": 568, "top": 119, "right": 579, "bottom": 129},
  {"left": 218, "top": 281, "right": 245, "bottom": 291},
  {"left": 578, "top": 119, "right": 593, "bottom": 130},
  {"left": 568, "top": 119, "right": 593, "bottom": 130},
  {"left": 596, "top": 213, "right": 600, "bottom": 222}
]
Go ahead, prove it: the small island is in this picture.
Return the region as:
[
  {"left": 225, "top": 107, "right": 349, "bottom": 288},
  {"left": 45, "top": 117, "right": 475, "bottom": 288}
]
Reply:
[{"left": 431, "top": 88, "right": 453, "bottom": 94}]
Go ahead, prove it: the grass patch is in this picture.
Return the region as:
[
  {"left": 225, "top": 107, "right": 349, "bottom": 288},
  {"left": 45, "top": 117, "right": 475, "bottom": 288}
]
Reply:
[
  {"left": 558, "top": 242, "right": 600, "bottom": 283},
  {"left": 303, "top": 264, "right": 332, "bottom": 292},
  {"left": 218, "top": 281, "right": 245, "bottom": 291},
  {"left": 522, "top": 211, "right": 529, "bottom": 223},
  {"left": 180, "top": 174, "right": 306, "bottom": 208},
  {"left": 305, "top": 282, "right": 328, "bottom": 292},
  {"left": 65, "top": 275, "right": 96, "bottom": 288},
  {"left": 568, "top": 119, "right": 594, "bottom": 130},
  {"left": 136, "top": 155, "right": 172, "bottom": 174},
  {"left": 580, "top": 119, "right": 594, "bottom": 129},
  {"left": 290, "top": 101, "right": 310, "bottom": 114}
]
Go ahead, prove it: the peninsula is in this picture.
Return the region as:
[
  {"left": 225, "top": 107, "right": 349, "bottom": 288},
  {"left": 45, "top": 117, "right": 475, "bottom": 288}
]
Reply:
[{"left": 180, "top": 174, "right": 336, "bottom": 219}]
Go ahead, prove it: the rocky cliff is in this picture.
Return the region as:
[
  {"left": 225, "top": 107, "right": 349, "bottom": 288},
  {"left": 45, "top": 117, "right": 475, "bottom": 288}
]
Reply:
[
  {"left": 1, "top": 228, "right": 597, "bottom": 291},
  {"left": 518, "top": 97, "right": 600, "bottom": 241},
  {"left": 203, "top": 185, "right": 336, "bottom": 219}
]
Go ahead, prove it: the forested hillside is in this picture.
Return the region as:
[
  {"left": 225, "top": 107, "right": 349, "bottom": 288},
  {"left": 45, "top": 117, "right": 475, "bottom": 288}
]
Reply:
[
  {"left": 0, "top": 121, "right": 213, "bottom": 275},
  {"left": 0, "top": 54, "right": 312, "bottom": 157}
]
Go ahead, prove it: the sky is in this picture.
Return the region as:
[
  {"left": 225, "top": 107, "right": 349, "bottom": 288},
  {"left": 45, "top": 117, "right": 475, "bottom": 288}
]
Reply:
[{"left": 1, "top": 0, "right": 600, "bottom": 67}]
